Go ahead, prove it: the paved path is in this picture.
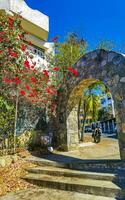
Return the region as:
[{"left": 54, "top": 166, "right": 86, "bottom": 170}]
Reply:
[
  {"left": 0, "top": 136, "right": 121, "bottom": 200},
  {"left": 26, "top": 136, "right": 120, "bottom": 167},
  {"left": 0, "top": 188, "right": 117, "bottom": 200},
  {"left": 54, "top": 136, "right": 120, "bottom": 160}
]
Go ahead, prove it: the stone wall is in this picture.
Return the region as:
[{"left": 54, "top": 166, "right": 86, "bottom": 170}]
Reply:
[
  {"left": 15, "top": 101, "right": 47, "bottom": 149},
  {"left": 53, "top": 49, "right": 125, "bottom": 160},
  {"left": 17, "top": 130, "right": 46, "bottom": 149},
  {"left": 16, "top": 101, "right": 40, "bottom": 134}
]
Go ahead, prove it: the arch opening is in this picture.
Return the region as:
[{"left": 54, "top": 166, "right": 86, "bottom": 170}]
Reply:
[{"left": 66, "top": 78, "right": 120, "bottom": 159}]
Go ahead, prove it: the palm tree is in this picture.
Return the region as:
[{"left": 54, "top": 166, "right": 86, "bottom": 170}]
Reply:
[{"left": 79, "top": 81, "right": 107, "bottom": 141}]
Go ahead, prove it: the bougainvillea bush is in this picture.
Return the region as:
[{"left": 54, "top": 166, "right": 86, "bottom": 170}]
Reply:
[
  {"left": 0, "top": 13, "right": 57, "bottom": 108},
  {"left": 0, "top": 14, "right": 82, "bottom": 109},
  {"left": 0, "top": 12, "right": 81, "bottom": 151},
  {"left": 0, "top": 12, "right": 58, "bottom": 151}
]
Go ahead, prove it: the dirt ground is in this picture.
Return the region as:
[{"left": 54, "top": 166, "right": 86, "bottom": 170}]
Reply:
[{"left": 0, "top": 150, "right": 36, "bottom": 197}]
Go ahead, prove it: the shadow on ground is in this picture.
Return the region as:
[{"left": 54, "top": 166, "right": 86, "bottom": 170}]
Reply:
[{"left": 30, "top": 150, "right": 125, "bottom": 199}]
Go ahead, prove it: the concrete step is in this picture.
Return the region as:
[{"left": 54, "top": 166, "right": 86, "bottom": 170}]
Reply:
[
  {"left": 69, "top": 160, "right": 125, "bottom": 173},
  {"left": 0, "top": 187, "right": 119, "bottom": 200},
  {"left": 26, "top": 156, "right": 125, "bottom": 173},
  {"left": 23, "top": 173, "right": 125, "bottom": 198},
  {"left": 26, "top": 166, "right": 116, "bottom": 181},
  {"left": 26, "top": 156, "right": 69, "bottom": 168}
]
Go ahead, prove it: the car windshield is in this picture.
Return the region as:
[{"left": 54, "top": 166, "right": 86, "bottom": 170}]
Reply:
[{"left": 85, "top": 126, "right": 91, "bottom": 129}]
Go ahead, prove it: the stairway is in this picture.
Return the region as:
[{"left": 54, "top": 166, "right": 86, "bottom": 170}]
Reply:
[{"left": 24, "top": 157, "right": 125, "bottom": 199}]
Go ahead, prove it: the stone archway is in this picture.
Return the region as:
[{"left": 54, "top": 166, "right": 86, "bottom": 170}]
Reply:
[{"left": 53, "top": 49, "right": 125, "bottom": 160}]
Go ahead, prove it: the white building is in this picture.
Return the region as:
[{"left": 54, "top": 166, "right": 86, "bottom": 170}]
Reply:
[
  {"left": 0, "top": 0, "right": 54, "bottom": 68},
  {"left": 100, "top": 93, "right": 116, "bottom": 134},
  {"left": 100, "top": 93, "right": 115, "bottom": 118}
]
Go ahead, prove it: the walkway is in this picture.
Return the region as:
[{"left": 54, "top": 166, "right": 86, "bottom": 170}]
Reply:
[
  {"left": 55, "top": 135, "right": 120, "bottom": 160},
  {"left": 0, "top": 136, "right": 122, "bottom": 200},
  {"left": 0, "top": 187, "right": 118, "bottom": 200}
]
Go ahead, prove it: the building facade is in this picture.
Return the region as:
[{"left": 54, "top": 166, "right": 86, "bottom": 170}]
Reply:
[
  {"left": 100, "top": 93, "right": 116, "bottom": 134},
  {"left": 100, "top": 93, "right": 115, "bottom": 117},
  {"left": 0, "top": 0, "right": 54, "bottom": 68}
]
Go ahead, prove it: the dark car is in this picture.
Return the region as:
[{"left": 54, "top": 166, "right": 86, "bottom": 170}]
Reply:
[{"left": 84, "top": 125, "right": 92, "bottom": 133}]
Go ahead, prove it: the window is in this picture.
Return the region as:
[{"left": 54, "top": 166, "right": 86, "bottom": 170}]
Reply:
[{"left": 27, "top": 44, "right": 45, "bottom": 59}]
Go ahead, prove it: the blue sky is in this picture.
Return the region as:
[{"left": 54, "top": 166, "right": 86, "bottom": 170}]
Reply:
[{"left": 25, "top": 0, "right": 125, "bottom": 52}]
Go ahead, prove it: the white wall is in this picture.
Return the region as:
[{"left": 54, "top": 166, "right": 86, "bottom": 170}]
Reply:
[{"left": 0, "top": 0, "right": 49, "bottom": 32}]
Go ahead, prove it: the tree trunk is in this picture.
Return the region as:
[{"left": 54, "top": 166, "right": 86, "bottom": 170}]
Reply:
[
  {"left": 78, "top": 99, "right": 81, "bottom": 141},
  {"left": 92, "top": 93, "right": 95, "bottom": 122},
  {"left": 80, "top": 100, "right": 87, "bottom": 141},
  {"left": 71, "top": 45, "right": 73, "bottom": 64},
  {"left": 13, "top": 90, "right": 19, "bottom": 154}
]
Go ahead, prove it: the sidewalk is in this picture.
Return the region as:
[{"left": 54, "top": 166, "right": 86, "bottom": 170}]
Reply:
[
  {"left": 0, "top": 188, "right": 117, "bottom": 200},
  {"left": 55, "top": 135, "right": 120, "bottom": 160}
]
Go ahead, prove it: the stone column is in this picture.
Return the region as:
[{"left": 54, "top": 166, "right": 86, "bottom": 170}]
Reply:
[
  {"left": 51, "top": 90, "right": 69, "bottom": 151},
  {"left": 115, "top": 100, "right": 125, "bottom": 160},
  {"left": 67, "top": 105, "right": 79, "bottom": 150},
  {"left": 117, "top": 122, "right": 125, "bottom": 160}
]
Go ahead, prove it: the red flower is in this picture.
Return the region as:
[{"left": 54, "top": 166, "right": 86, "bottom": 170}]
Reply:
[
  {"left": 28, "top": 41, "right": 32, "bottom": 45},
  {"left": 73, "top": 70, "right": 78, "bottom": 76},
  {"left": 13, "top": 77, "right": 21, "bottom": 85},
  {"left": 25, "top": 85, "right": 30, "bottom": 90},
  {"left": 9, "top": 51, "right": 18, "bottom": 58},
  {"left": 0, "top": 31, "right": 6, "bottom": 35},
  {"left": 28, "top": 92, "right": 34, "bottom": 97},
  {"left": 24, "top": 60, "right": 30, "bottom": 68},
  {"left": 9, "top": 17, "right": 14, "bottom": 22},
  {"left": 68, "top": 67, "right": 74, "bottom": 72},
  {"left": 30, "top": 77, "right": 37, "bottom": 83},
  {"left": 32, "top": 88, "right": 37, "bottom": 93},
  {"left": 68, "top": 67, "right": 78, "bottom": 77},
  {"left": 8, "top": 17, "right": 14, "bottom": 27},
  {"left": 18, "top": 34, "right": 24, "bottom": 39},
  {"left": 42, "top": 70, "right": 49, "bottom": 77},
  {"left": 53, "top": 67, "right": 60, "bottom": 71},
  {"left": 0, "top": 38, "right": 3, "bottom": 42},
  {"left": 20, "top": 90, "right": 25, "bottom": 96},
  {"left": 21, "top": 44, "right": 26, "bottom": 51},
  {"left": 3, "top": 77, "right": 12, "bottom": 84},
  {"left": 46, "top": 87, "right": 56, "bottom": 95},
  {"left": 50, "top": 36, "right": 58, "bottom": 42},
  {"left": 0, "top": 50, "right": 3, "bottom": 54},
  {"left": 32, "top": 88, "right": 37, "bottom": 96},
  {"left": 46, "top": 88, "right": 52, "bottom": 94}
]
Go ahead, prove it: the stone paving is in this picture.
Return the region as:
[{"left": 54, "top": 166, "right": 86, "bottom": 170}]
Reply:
[
  {"left": 0, "top": 187, "right": 117, "bottom": 200},
  {"left": 0, "top": 137, "right": 121, "bottom": 200},
  {"left": 27, "top": 136, "right": 120, "bottom": 168}
]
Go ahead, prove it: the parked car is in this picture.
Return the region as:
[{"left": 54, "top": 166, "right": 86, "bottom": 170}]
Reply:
[{"left": 84, "top": 125, "right": 92, "bottom": 133}]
